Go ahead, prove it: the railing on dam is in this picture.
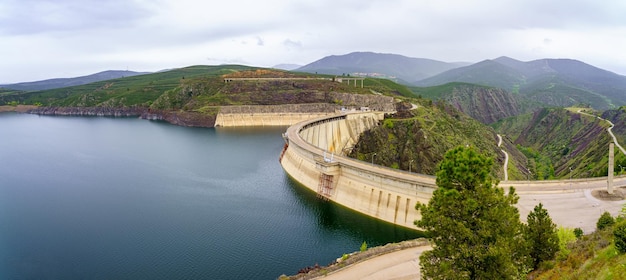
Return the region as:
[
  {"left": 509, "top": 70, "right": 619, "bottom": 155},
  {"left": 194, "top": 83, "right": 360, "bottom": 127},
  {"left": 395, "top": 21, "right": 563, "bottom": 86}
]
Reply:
[{"left": 298, "top": 114, "right": 347, "bottom": 132}]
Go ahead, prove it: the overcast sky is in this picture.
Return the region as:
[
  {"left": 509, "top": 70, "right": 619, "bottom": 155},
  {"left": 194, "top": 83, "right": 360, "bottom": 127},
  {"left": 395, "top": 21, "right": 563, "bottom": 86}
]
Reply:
[{"left": 1, "top": 0, "right": 626, "bottom": 83}]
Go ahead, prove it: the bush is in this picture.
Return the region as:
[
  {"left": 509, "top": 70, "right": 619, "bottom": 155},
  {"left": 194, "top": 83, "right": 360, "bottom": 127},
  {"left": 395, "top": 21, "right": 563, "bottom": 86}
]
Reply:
[
  {"left": 614, "top": 221, "right": 626, "bottom": 253},
  {"left": 360, "top": 241, "right": 367, "bottom": 252},
  {"left": 574, "top": 228, "right": 584, "bottom": 239},
  {"left": 557, "top": 227, "right": 577, "bottom": 261},
  {"left": 597, "top": 211, "right": 615, "bottom": 230}
]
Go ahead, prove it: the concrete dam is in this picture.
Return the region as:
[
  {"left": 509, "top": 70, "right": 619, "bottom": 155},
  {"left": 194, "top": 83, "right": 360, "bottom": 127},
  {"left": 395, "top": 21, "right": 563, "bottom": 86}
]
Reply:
[
  {"left": 279, "top": 112, "right": 437, "bottom": 229},
  {"left": 279, "top": 112, "right": 626, "bottom": 232}
]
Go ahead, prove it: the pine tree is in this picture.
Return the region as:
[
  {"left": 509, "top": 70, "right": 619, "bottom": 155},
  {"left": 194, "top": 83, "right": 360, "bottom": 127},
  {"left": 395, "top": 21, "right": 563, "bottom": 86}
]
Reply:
[
  {"left": 415, "top": 146, "right": 530, "bottom": 279},
  {"left": 526, "top": 203, "right": 559, "bottom": 268}
]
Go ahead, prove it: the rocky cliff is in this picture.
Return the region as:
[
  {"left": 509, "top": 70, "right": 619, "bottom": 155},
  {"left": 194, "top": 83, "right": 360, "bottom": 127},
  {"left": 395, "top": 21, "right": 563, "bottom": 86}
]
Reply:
[
  {"left": 445, "top": 85, "right": 522, "bottom": 124},
  {"left": 348, "top": 100, "right": 528, "bottom": 179},
  {"left": 27, "top": 106, "right": 217, "bottom": 128}
]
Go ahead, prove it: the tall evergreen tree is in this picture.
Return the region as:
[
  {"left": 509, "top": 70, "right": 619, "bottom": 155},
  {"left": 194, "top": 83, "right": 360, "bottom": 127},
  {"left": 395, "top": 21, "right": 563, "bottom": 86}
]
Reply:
[
  {"left": 526, "top": 203, "right": 559, "bottom": 268},
  {"left": 415, "top": 146, "right": 530, "bottom": 279}
]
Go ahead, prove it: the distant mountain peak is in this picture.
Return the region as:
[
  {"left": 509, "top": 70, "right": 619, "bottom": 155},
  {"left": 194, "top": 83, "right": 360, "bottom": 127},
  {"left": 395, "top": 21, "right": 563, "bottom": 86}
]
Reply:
[
  {"left": 297, "top": 52, "right": 470, "bottom": 83},
  {"left": 1, "top": 70, "right": 150, "bottom": 91}
]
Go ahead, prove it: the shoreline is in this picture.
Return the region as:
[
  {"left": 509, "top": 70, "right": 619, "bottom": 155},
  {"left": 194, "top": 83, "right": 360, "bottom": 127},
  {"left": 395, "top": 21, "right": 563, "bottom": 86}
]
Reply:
[{"left": 0, "top": 105, "right": 38, "bottom": 113}]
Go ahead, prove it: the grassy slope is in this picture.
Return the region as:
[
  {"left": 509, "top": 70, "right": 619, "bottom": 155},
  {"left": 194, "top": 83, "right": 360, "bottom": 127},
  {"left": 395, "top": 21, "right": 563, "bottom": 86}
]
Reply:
[
  {"left": 533, "top": 226, "right": 626, "bottom": 280},
  {"left": 3, "top": 65, "right": 252, "bottom": 107}
]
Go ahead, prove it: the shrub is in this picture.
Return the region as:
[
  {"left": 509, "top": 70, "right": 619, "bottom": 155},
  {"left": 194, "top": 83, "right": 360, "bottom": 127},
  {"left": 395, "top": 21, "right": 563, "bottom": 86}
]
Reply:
[
  {"left": 574, "top": 228, "right": 584, "bottom": 239},
  {"left": 597, "top": 211, "right": 615, "bottom": 230},
  {"left": 360, "top": 241, "right": 367, "bottom": 252},
  {"left": 614, "top": 221, "right": 626, "bottom": 253},
  {"left": 383, "top": 119, "right": 394, "bottom": 129},
  {"left": 557, "top": 227, "right": 577, "bottom": 261}
]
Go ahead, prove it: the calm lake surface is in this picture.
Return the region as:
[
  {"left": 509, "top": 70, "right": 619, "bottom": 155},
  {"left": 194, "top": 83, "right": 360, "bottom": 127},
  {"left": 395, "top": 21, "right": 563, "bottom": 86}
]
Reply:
[{"left": 0, "top": 113, "right": 420, "bottom": 279}]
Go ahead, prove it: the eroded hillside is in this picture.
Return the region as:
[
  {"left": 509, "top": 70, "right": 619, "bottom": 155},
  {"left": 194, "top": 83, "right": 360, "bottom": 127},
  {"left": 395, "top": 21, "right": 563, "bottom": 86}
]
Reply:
[
  {"left": 411, "top": 83, "right": 542, "bottom": 124},
  {"left": 347, "top": 100, "right": 529, "bottom": 180},
  {"left": 493, "top": 108, "right": 622, "bottom": 179}
]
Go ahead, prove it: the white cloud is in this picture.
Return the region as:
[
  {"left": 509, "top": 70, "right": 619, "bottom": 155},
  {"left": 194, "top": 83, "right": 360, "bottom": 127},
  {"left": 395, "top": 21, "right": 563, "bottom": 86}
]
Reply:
[{"left": 1, "top": 0, "right": 626, "bottom": 83}]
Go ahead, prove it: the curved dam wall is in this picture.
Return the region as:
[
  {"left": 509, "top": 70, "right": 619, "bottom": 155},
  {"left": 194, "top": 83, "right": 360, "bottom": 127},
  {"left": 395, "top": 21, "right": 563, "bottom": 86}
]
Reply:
[
  {"left": 215, "top": 104, "right": 339, "bottom": 127},
  {"left": 280, "top": 112, "right": 437, "bottom": 230}
]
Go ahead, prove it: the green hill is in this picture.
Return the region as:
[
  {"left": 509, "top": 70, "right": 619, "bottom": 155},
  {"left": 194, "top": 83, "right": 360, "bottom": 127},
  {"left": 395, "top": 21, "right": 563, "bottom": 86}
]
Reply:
[{"left": 0, "top": 65, "right": 416, "bottom": 127}]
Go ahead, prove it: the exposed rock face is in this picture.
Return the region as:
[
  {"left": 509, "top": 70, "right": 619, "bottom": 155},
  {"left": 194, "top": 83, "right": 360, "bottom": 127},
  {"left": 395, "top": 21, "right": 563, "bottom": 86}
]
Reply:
[
  {"left": 141, "top": 110, "right": 216, "bottom": 127},
  {"left": 27, "top": 106, "right": 217, "bottom": 128},
  {"left": 28, "top": 106, "right": 145, "bottom": 117},
  {"left": 445, "top": 85, "right": 521, "bottom": 124}
]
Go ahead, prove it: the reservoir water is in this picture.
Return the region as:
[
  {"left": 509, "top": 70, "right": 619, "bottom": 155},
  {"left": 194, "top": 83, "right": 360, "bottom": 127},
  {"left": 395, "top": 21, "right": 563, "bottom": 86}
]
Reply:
[{"left": 0, "top": 113, "right": 420, "bottom": 279}]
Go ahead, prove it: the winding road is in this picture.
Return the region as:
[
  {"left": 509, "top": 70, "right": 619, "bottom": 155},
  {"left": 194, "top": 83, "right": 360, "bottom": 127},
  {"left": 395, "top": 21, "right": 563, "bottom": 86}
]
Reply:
[{"left": 577, "top": 109, "right": 626, "bottom": 155}]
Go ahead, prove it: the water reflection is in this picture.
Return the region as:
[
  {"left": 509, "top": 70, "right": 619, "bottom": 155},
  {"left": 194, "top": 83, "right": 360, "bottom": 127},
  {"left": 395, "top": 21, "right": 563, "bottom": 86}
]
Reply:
[{"left": 283, "top": 174, "right": 425, "bottom": 246}]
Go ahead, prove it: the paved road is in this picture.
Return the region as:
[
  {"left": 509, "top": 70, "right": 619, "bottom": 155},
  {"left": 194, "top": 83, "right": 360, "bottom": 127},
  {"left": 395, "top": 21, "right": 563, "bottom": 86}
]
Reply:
[{"left": 315, "top": 245, "right": 432, "bottom": 280}]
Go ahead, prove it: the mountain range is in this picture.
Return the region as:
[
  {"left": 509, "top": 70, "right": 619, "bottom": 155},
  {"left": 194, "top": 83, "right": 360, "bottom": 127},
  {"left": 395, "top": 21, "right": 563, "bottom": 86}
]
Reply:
[
  {"left": 296, "top": 52, "right": 626, "bottom": 110},
  {"left": 296, "top": 52, "right": 470, "bottom": 84},
  {"left": 1, "top": 70, "right": 149, "bottom": 91},
  {"left": 415, "top": 57, "right": 626, "bottom": 110},
  {"left": 4, "top": 51, "right": 626, "bottom": 111}
]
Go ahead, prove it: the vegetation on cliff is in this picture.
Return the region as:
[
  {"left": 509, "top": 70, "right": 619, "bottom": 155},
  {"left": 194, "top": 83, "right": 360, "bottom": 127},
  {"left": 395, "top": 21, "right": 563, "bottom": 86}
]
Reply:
[
  {"left": 493, "top": 107, "right": 623, "bottom": 179},
  {"left": 348, "top": 98, "right": 528, "bottom": 179},
  {"left": 531, "top": 210, "right": 626, "bottom": 279}
]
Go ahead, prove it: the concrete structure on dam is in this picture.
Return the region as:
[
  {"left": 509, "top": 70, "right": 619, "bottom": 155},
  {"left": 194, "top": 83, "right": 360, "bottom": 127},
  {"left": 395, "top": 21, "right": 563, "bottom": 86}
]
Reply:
[
  {"left": 280, "top": 112, "right": 437, "bottom": 230},
  {"left": 279, "top": 112, "right": 626, "bottom": 232}
]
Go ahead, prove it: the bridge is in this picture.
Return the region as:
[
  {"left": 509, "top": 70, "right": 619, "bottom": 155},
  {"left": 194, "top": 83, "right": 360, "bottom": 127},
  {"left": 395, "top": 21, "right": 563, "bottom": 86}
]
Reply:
[{"left": 280, "top": 112, "right": 625, "bottom": 233}]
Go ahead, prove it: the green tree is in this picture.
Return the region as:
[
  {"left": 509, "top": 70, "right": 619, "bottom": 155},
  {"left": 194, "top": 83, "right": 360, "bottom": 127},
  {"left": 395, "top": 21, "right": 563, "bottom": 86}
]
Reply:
[
  {"left": 415, "top": 146, "right": 530, "bottom": 279},
  {"left": 526, "top": 203, "right": 559, "bottom": 268},
  {"left": 597, "top": 211, "right": 615, "bottom": 230}
]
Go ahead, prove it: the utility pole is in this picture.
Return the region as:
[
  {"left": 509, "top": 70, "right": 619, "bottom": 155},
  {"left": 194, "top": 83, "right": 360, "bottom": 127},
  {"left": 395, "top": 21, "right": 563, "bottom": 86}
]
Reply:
[{"left": 608, "top": 143, "right": 615, "bottom": 194}]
